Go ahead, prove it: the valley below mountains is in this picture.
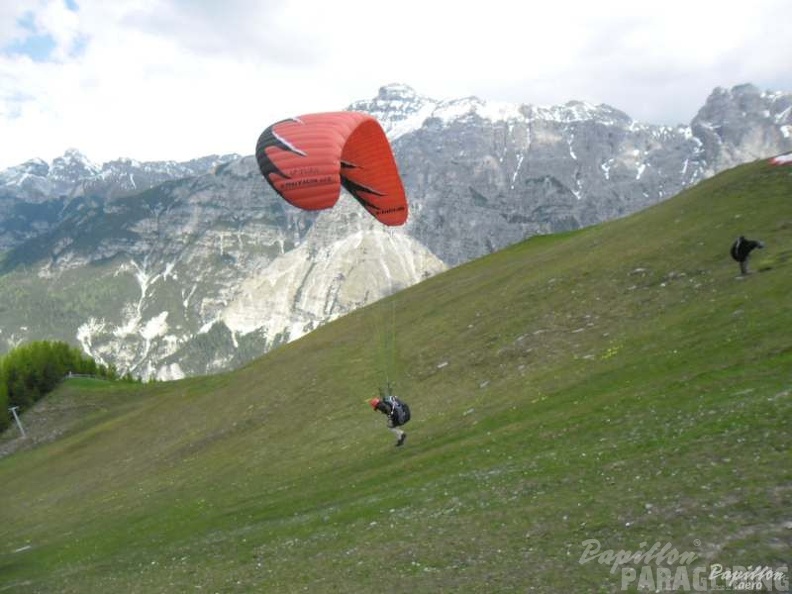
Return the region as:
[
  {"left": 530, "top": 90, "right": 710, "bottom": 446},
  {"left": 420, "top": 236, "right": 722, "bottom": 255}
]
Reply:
[{"left": 0, "top": 82, "right": 790, "bottom": 379}]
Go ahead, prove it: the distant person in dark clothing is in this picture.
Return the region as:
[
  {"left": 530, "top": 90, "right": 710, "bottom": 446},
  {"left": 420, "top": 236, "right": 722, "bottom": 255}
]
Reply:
[
  {"left": 368, "top": 396, "right": 410, "bottom": 447},
  {"left": 730, "top": 236, "right": 765, "bottom": 275}
]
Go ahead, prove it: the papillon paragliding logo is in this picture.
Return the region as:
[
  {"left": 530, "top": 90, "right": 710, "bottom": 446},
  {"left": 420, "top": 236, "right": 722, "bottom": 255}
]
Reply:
[{"left": 255, "top": 112, "right": 408, "bottom": 226}]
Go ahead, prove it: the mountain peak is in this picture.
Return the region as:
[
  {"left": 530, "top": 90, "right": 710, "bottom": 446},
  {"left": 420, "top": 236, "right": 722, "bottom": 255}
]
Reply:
[
  {"left": 50, "top": 149, "right": 101, "bottom": 180},
  {"left": 347, "top": 84, "right": 435, "bottom": 139},
  {"left": 58, "top": 148, "right": 97, "bottom": 167},
  {"left": 0, "top": 157, "right": 50, "bottom": 188},
  {"left": 376, "top": 83, "right": 420, "bottom": 101}
]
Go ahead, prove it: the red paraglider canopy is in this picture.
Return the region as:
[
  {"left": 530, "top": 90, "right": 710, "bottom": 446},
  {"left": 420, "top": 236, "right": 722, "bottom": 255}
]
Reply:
[
  {"left": 769, "top": 152, "right": 792, "bottom": 166},
  {"left": 255, "top": 112, "right": 408, "bottom": 226}
]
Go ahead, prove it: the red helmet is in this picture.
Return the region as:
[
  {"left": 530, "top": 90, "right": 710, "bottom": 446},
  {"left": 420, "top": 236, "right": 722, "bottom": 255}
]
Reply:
[{"left": 368, "top": 398, "right": 380, "bottom": 410}]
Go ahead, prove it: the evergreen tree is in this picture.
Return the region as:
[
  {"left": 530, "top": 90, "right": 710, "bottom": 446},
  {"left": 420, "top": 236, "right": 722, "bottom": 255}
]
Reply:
[
  {"left": 0, "top": 340, "right": 136, "bottom": 426},
  {"left": 0, "top": 378, "right": 8, "bottom": 432}
]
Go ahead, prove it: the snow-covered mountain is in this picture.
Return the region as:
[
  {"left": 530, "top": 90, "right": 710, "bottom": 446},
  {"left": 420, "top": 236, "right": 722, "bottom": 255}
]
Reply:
[
  {"left": 0, "top": 155, "right": 444, "bottom": 380},
  {"left": 0, "top": 82, "right": 789, "bottom": 379},
  {"left": 0, "top": 150, "right": 239, "bottom": 251},
  {"left": 356, "top": 83, "right": 791, "bottom": 265}
]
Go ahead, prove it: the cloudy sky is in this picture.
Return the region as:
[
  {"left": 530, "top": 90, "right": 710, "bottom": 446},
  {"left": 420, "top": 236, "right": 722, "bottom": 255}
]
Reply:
[{"left": 1, "top": 0, "right": 790, "bottom": 170}]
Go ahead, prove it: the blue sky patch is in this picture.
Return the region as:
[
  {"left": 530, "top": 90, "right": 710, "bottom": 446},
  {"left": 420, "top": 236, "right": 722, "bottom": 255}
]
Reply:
[
  {"left": 4, "top": 34, "right": 57, "bottom": 62},
  {"left": 2, "top": 12, "right": 56, "bottom": 62},
  {"left": 2, "top": 3, "right": 82, "bottom": 62}
]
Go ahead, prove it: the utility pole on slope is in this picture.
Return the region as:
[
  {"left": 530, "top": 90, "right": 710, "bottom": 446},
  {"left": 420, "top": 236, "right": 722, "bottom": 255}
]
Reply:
[{"left": 9, "top": 406, "right": 26, "bottom": 438}]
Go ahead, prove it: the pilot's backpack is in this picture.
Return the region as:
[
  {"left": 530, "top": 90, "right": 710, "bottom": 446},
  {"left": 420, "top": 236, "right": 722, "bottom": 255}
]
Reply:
[{"left": 388, "top": 396, "right": 411, "bottom": 426}]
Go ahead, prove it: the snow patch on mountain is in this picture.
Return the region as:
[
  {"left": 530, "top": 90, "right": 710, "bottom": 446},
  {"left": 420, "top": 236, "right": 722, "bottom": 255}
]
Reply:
[
  {"left": 77, "top": 318, "right": 109, "bottom": 367},
  {"left": 357, "top": 84, "right": 639, "bottom": 144}
]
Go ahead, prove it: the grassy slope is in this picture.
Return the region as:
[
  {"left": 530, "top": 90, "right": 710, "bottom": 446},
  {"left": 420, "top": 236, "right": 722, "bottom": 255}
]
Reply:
[{"left": 0, "top": 160, "right": 790, "bottom": 593}]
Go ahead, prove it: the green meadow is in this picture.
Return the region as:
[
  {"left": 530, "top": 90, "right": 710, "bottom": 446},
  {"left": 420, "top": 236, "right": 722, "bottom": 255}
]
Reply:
[{"left": 1, "top": 159, "right": 790, "bottom": 593}]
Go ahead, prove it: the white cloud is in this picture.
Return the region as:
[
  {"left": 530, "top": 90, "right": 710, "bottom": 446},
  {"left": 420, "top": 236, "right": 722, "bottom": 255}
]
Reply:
[{"left": 0, "top": 0, "right": 790, "bottom": 169}]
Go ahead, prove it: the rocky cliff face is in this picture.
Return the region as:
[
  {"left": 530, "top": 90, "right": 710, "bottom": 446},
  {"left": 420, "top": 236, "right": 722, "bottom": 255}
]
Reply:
[
  {"left": 0, "top": 156, "right": 444, "bottom": 379},
  {"left": 375, "top": 83, "right": 791, "bottom": 265},
  {"left": 0, "top": 150, "right": 239, "bottom": 251},
  {"left": 0, "top": 83, "right": 789, "bottom": 379},
  {"left": 691, "top": 83, "right": 792, "bottom": 174}
]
